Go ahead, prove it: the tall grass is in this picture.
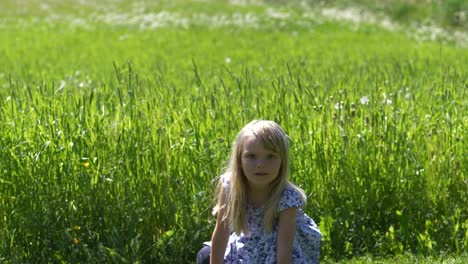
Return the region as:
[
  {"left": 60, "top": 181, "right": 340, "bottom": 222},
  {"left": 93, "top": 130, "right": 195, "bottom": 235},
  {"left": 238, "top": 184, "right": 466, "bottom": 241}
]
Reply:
[{"left": 0, "top": 0, "right": 466, "bottom": 262}]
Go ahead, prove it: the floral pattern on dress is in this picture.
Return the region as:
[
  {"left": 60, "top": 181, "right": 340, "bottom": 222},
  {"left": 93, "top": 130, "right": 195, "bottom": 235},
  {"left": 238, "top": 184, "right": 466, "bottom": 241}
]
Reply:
[{"left": 204, "top": 180, "right": 322, "bottom": 263}]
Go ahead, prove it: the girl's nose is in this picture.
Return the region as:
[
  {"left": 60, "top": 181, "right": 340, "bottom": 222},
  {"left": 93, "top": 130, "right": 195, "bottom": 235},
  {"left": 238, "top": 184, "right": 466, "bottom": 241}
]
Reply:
[{"left": 256, "top": 159, "right": 265, "bottom": 168}]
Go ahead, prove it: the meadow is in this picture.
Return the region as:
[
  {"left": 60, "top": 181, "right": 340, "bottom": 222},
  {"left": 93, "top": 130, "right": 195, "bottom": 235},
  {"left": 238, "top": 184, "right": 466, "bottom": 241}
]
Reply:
[{"left": 0, "top": 0, "right": 466, "bottom": 263}]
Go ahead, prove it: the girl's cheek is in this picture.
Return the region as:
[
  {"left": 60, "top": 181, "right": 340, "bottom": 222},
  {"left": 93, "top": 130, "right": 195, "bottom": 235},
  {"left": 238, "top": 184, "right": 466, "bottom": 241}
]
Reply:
[
  {"left": 244, "top": 160, "right": 254, "bottom": 167},
  {"left": 241, "top": 158, "right": 253, "bottom": 168}
]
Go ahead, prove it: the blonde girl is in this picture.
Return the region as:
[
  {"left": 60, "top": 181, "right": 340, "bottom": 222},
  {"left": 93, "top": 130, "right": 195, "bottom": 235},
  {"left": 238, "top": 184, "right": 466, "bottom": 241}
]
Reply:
[{"left": 197, "top": 120, "right": 322, "bottom": 264}]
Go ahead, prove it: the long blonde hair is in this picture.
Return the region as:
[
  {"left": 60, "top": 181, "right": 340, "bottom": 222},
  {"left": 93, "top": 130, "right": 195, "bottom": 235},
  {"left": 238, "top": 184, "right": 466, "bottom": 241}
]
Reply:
[{"left": 213, "top": 120, "right": 306, "bottom": 235}]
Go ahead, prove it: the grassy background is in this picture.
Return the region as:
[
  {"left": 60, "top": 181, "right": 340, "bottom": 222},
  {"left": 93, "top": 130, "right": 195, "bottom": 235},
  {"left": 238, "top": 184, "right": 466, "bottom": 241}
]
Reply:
[
  {"left": 268, "top": 0, "right": 467, "bottom": 29},
  {"left": 0, "top": 0, "right": 466, "bottom": 262}
]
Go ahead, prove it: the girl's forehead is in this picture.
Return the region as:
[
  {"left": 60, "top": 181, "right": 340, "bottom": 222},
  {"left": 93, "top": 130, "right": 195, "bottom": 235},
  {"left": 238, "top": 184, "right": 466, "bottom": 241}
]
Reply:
[
  {"left": 242, "top": 135, "right": 275, "bottom": 151},
  {"left": 243, "top": 135, "right": 262, "bottom": 146}
]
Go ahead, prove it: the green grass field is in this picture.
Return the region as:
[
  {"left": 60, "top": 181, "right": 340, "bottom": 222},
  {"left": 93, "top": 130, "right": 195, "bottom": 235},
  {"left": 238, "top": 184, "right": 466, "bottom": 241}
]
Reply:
[{"left": 0, "top": 0, "right": 466, "bottom": 263}]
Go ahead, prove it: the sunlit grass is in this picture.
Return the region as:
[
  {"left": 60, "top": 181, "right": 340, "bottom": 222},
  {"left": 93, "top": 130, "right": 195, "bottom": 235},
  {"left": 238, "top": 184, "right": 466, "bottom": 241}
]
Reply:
[
  {"left": 325, "top": 252, "right": 468, "bottom": 263},
  {"left": 0, "top": 0, "right": 466, "bottom": 263}
]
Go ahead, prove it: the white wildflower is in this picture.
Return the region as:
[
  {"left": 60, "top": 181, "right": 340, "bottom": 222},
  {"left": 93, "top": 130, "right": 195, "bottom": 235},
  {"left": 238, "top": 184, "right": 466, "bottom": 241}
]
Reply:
[{"left": 360, "top": 96, "right": 369, "bottom": 105}]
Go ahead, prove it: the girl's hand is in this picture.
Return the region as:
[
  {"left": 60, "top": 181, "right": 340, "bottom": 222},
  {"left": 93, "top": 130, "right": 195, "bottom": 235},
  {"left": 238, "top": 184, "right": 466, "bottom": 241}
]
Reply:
[{"left": 277, "top": 207, "right": 297, "bottom": 264}]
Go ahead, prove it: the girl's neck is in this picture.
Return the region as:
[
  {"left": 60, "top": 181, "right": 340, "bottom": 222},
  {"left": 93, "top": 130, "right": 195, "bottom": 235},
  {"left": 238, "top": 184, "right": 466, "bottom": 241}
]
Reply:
[{"left": 247, "top": 184, "right": 271, "bottom": 208}]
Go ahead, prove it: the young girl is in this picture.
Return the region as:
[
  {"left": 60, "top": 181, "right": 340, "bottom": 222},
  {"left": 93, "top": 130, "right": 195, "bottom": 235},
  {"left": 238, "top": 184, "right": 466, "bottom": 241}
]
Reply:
[{"left": 197, "top": 120, "right": 322, "bottom": 264}]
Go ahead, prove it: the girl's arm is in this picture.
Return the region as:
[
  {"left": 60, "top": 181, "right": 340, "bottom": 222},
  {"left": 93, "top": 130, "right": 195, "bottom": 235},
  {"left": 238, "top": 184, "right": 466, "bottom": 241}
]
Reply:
[
  {"left": 277, "top": 207, "right": 297, "bottom": 264},
  {"left": 210, "top": 207, "right": 230, "bottom": 264}
]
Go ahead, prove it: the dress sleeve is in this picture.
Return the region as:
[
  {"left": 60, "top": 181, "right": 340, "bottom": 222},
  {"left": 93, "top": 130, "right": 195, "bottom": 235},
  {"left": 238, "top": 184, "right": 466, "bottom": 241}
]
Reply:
[{"left": 278, "top": 185, "right": 304, "bottom": 213}]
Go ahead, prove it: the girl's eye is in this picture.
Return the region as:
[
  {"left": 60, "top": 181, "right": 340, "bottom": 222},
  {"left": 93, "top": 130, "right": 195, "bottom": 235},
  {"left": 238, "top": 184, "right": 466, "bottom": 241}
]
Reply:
[
  {"left": 267, "top": 153, "right": 277, "bottom": 159},
  {"left": 245, "top": 153, "right": 255, "bottom": 159}
]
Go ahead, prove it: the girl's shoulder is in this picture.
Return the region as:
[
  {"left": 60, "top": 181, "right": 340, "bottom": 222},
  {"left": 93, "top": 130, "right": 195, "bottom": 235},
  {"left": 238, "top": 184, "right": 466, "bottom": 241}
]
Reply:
[{"left": 278, "top": 183, "right": 306, "bottom": 212}]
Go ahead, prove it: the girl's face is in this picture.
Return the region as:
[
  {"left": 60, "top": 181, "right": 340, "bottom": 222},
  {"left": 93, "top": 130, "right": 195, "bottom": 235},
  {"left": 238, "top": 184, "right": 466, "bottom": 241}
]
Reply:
[{"left": 240, "top": 135, "right": 282, "bottom": 189}]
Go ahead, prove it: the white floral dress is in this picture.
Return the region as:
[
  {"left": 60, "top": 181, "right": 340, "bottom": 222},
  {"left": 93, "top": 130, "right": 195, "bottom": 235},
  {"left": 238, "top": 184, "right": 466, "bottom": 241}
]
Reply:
[{"left": 205, "top": 182, "right": 322, "bottom": 263}]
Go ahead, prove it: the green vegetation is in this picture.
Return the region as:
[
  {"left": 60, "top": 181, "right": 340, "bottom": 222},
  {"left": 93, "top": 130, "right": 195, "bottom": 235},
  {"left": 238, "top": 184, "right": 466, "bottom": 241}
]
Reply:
[
  {"left": 0, "top": 0, "right": 466, "bottom": 263},
  {"left": 325, "top": 252, "right": 468, "bottom": 263},
  {"left": 297, "top": 0, "right": 468, "bottom": 29}
]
